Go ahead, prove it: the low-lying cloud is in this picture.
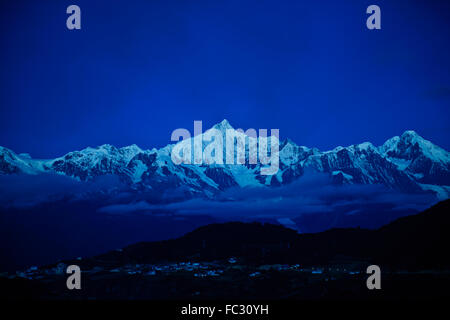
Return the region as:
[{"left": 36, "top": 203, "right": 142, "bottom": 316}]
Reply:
[
  {"left": 0, "top": 173, "right": 125, "bottom": 208},
  {"left": 97, "top": 172, "right": 437, "bottom": 219}
]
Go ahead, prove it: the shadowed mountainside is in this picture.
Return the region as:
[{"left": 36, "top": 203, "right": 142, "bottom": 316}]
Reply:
[{"left": 78, "top": 199, "right": 450, "bottom": 270}]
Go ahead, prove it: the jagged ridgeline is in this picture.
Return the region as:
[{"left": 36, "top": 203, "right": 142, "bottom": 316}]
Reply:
[{"left": 0, "top": 120, "right": 449, "bottom": 200}]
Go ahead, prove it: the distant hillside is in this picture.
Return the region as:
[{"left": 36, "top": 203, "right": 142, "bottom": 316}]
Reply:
[{"left": 80, "top": 199, "right": 450, "bottom": 270}]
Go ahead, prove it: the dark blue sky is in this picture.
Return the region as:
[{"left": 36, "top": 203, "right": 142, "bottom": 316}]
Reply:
[{"left": 0, "top": 0, "right": 449, "bottom": 158}]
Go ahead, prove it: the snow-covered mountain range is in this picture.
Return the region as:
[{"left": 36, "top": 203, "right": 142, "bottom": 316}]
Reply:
[{"left": 1, "top": 120, "right": 449, "bottom": 201}]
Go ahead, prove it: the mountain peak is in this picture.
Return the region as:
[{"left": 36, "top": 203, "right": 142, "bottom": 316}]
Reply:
[
  {"left": 120, "top": 144, "right": 142, "bottom": 152},
  {"left": 402, "top": 130, "right": 419, "bottom": 136},
  {"left": 212, "top": 119, "right": 234, "bottom": 131},
  {"left": 280, "top": 138, "right": 298, "bottom": 149},
  {"left": 379, "top": 130, "right": 449, "bottom": 164},
  {"left": 354, "top": 142, "right": 377, "bottom": 152},
  {"left": 401, "top": 130, "right": 422, "bottom": 140},
  {"left": 380, "top": 131, "right": 424, "bottom": 153}
]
